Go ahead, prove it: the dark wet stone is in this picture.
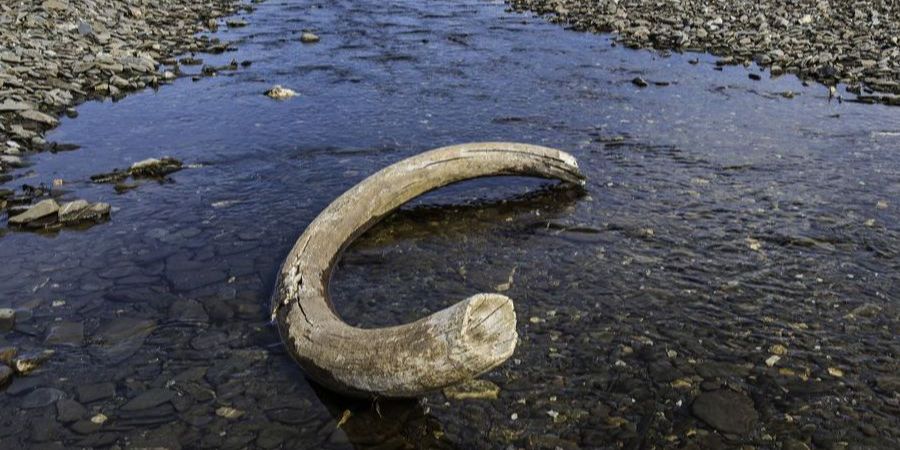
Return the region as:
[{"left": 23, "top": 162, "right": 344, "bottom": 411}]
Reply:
[
  {"left": 56, "top": 398, "right": 88, "bottom": 423},
  {"left": 44, "top": 321, "right": 84, "bottom": 346},
  {"left": 21, "top": 387, "right": 65, "bottom": 409},
  {"left": 121, "top": 388, "right": 176, "bottom": 411},
  {"left": 0, "top": 364, "right": 13, "bottom": 387},
  {"left": 691, "top": 390, "right": 758, "bottom": 434},
  {"left": 77, "top": 382, "right": 116, "bottom": 403}
]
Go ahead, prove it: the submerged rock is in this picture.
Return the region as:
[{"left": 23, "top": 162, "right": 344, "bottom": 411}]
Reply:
[
  {"left": 691, "top": 389, "right": 758, "bottom": 434},
  {"left": 265, "top": 85, "right": 297, "bottom": 99}
]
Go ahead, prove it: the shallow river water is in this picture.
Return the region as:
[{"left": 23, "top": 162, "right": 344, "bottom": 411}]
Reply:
[{"left": 1, "top": 0, "right": 899, "bottom": 448}]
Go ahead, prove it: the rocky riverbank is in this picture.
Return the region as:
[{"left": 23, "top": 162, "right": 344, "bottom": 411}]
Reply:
[
  {"left": 0, "top": 0, "right": 251, "bottom": 231},
  {"left": 0, "top": 0, "right": 246, "bottom": 181},
  {"left": 507, "top": 0, "right": 900, "bottom": 105}
]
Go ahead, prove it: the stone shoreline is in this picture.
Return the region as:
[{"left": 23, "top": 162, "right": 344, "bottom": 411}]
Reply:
[
  {"left": 0, "top": 0, "right": 246, "bottom": 184},
  {"left": 506, "top": 0, "right": 900, "bottom": 105}
]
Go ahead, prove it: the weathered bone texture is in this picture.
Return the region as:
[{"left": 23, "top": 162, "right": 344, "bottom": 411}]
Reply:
[{"left": 273, "top": 142, "right": 585, "bottom": 398}]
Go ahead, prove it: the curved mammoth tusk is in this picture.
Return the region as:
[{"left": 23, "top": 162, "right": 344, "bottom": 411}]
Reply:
[{"left": 273, "top": 142, "right": 585, "bottom": 397}]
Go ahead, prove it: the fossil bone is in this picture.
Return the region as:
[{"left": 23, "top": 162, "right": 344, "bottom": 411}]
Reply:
[{"left": 273, "top": 142, "right": 585, "bottom": 397}]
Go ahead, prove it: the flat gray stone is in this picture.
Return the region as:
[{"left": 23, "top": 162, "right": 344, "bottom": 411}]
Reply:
[{"left": 8, "top": 199, "right": 59, "bottom": 226}]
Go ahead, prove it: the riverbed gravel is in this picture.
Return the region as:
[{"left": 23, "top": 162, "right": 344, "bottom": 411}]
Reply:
[
  {"left": 507, "top": 0, "right": 900, "bottom": 104},
  {"left": 0, "top": 0, "right": 242, "bottom": 167}
]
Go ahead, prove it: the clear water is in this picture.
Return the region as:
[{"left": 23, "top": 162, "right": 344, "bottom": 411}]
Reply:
[{"left": 1, "top": 0, "right": 898, "bottom": 448}]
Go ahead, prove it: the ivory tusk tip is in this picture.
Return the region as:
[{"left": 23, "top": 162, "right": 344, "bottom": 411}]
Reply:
[{"left": 459, "top": 293, "right": 518, "bottom": 368}]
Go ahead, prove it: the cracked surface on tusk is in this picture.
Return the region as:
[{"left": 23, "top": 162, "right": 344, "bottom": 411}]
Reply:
[{"left": 272, "top": 142, "right": 585, "bottom": 398}]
